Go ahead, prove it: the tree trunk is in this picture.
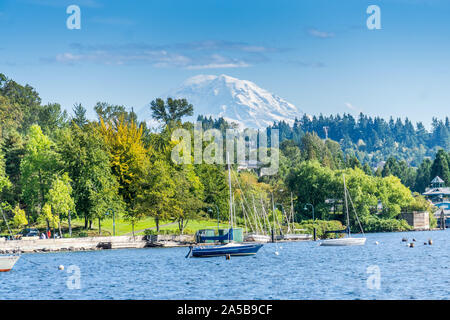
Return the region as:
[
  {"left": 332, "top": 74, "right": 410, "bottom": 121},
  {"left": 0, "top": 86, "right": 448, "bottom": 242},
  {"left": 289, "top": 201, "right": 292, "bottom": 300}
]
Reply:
[
  {"left": 156, "top": 216, "right": 160, "bottom": 232},
  {"left": 68, "top": 211, "right": 72, "bottom": 237},
  {"left": 84, "top": 216, "right": 88, "bottom": 229},
  {"left": 58, "top": 215, "right": 62, "bottom": 238},
  {"left": 38, "top": 170, "right": 45, "bottom": 215},
  {"left": 132, "top": 221, "right": 135, "bottom": 240},
  {"left": 98, "top": 218, "right": 101, "bottom": 235},
  {"left": 89, "top": 220, "right": 92, "bottom": 229}
]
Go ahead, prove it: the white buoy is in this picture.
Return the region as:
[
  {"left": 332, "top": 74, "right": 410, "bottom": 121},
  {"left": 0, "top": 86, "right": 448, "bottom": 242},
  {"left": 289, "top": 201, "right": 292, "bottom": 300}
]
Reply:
[
  {"left": 58, "top": 265, "right": 64, "bottom": 270},
  {"left": 275, "top": 251, "right": 279, "bottom": 255},
  {"left": 375, "top": 241, "right": 379, "bottom": 245}
]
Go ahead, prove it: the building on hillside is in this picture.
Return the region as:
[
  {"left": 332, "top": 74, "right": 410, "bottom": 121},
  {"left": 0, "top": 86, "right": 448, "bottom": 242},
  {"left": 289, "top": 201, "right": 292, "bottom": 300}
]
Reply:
[
  {"left": 423, "top": 176, "right": 450, "bottom": 228},
  {"left": 237, "top": 160, "right": 264, "bottom": 176}
]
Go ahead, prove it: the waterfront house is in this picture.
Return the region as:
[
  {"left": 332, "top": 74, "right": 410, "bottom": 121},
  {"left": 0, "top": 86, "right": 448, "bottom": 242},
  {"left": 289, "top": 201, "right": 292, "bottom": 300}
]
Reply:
[{"left": 422, "top": 176, "right": 450, "bottom": 228}]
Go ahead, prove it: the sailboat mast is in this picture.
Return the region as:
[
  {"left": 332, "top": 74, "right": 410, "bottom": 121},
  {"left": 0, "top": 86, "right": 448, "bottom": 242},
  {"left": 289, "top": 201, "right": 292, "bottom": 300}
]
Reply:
[
  {"left": 343, "top": 175, "right": 351, "bottom": 236},
  {"left": 227, "top": 152, "right": 233, "bottom": 230},
  {"left": 272, "top": 192, "right": 276, "bottom": 237}
]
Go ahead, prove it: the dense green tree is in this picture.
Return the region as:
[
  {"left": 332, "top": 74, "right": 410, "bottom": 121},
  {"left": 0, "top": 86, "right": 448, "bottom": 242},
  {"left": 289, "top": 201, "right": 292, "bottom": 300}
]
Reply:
[
  {"left": 195, "top": 164, "right": 229, "bottom": 220},
  {"left": 135, "top": 159, "right": 178, "bottom": 232},
  {"left": 46, "top": 173, "right": 75, "bottom": 236},
  {"left": 72, "top": 103, "right": 88, "bottom": 128},
  {"left": 57, "top": 124, "right": 123, "bottom": 229},
  {"left": 150, "top": 98, "right": 193, "bottom": 125},
  {"left": 20, "top": 125, "right": 60, "bottom": 220},
  {"left": 431, "top": 149, "right": 450, "bottom": 185},
  {"left": 414, "top": 159, "right": 433, "bottom": 192}
]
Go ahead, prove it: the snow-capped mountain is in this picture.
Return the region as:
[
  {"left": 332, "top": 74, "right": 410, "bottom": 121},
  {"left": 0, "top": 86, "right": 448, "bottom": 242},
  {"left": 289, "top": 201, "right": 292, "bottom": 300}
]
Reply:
[{"left": 141, "top": 74, "right": 302, "bottom": 129}]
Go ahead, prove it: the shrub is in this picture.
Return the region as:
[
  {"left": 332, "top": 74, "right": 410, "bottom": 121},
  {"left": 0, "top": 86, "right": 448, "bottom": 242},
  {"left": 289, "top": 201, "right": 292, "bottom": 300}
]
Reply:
[
  {"left": 77, "top": 231, "right": 88, "bottom": 238},
  {"left": 361, "top": 216, "right": 412, "bottom": 232},
  {"left": 295, "top": 220, "right": 345, "bottom": 239},
  {"left": 429, "top": 213, "right": 437, "bottom": 229},
  {"left": 144, "top": 229, "right": 157, "bottom": 236}
]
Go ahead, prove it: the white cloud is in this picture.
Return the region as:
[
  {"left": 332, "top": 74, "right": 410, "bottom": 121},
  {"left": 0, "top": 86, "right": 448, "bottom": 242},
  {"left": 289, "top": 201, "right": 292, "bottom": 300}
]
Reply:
[
  {"left": 46, "top": 41, "right": 270, "bottom": 69},
  {"left": 308, "top": 28, "right": 335, "bottom": 38},
  {"left": 345, "top": 102, "right": 362, "bottom": 113}
]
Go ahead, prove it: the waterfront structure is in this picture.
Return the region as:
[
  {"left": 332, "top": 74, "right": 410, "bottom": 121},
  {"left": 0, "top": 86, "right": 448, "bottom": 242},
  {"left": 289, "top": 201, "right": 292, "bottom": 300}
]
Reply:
[
  {"left": 423, "top": 176, "right": 450, "bottom": 228},
  {"left": 400, "top": 212, "right": 430, "bottom": 230}
]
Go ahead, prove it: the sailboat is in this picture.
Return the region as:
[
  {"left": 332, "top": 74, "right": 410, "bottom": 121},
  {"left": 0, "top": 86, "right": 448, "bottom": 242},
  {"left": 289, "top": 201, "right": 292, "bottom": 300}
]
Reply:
[
  {"left": 282, "top": 193, "right": 313, "bottom": 241},
  {"left": 243, "top": 195, "right": 271, "bottom": 243},
  {"left": 320, "top": 175, "right": 366, "bottom": 246},
  {"left": 0, "top": 207, "right": 20, "bottom": 271},
  {"left": 187, "top": 154, "right": 264, "bottom": 258}
]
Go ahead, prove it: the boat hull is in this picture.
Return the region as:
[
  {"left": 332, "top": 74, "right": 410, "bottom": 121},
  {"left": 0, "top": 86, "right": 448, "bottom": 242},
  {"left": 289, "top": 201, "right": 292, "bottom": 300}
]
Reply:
[
  {"left": 244, "top": 234, "right": 271, "bottom": 243},
  {"left": 320, "top": 237, "right": 366, "bottom": 246},
  {"left": 0, "top": 256, "right": 20, "bottom": 272},
  {"left": 191, "top": 243, "right": 263, "bottom": 258},
  {"left": 283, "top": 234, "right": 313, "bottom": 241}
]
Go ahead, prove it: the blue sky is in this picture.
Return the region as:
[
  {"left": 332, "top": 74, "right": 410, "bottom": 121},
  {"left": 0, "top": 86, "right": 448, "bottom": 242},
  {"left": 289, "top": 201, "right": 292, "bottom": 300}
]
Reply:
[{"left": 1, "top": 0, "right": 449, "bottom": 127}]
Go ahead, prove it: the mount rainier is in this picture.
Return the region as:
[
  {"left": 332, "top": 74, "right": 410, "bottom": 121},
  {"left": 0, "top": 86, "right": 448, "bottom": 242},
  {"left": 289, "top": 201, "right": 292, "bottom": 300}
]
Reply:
[{"left": 141, "top": 74, "right": 302, "bottom": 129}]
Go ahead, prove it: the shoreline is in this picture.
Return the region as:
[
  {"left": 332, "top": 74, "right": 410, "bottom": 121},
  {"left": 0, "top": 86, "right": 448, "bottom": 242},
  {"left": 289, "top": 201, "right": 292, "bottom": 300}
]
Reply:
[
  {"left": 0, "top": 234, "right": 195, "bottom": 254},
  {"left": 0, "top": 228, "right": 443, "bottom": 254}
]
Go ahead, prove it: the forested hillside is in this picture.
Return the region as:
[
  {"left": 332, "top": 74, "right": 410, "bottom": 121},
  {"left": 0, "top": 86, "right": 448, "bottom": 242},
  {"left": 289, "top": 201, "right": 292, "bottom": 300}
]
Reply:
[{"left": 268, "top": 114, "right": 450, "bottom": 167}]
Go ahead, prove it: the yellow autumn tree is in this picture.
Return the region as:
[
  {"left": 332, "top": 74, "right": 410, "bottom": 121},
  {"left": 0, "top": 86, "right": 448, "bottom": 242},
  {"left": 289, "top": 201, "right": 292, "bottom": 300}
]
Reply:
[{"left": 98, "top": 116, "right": 149, "bottom": 208}]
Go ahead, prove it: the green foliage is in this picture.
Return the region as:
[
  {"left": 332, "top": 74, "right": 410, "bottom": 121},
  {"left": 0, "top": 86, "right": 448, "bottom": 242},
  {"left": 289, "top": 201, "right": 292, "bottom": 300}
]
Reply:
[
  {"left": 269, "top": 113, "right": 450, "bottom": 168},
  {"left": 431, "top": 149, "right": 450, "bottom": 185},
  {"left": 295, "top": 220, "right": 345, "bottom": 239},
  {"left": 57, "top": 124, "right": 124, "bottom": 227},
  {"left": 20, "top": 124, "right": 60, "bottom": 218},
  {"left": 361, "top": 216, "right": 412, "bottom": 232},
  {"left": 135, "top": 159, "right": 178, "bottom": 231},
  {"left": 0, "top": 152, "right": 11, "bottom": 194},
  {"left": 46, "top": 173, "right": 75, "bottom": 221},
  {"left": 150, "top": 98, "right": 194, "bottom": 125},
  {"left": 39, "top": 203, "right": 59, "bottom": 229},
  {"left": 12, "top": 205, "right": 27, "bottom": 228}
]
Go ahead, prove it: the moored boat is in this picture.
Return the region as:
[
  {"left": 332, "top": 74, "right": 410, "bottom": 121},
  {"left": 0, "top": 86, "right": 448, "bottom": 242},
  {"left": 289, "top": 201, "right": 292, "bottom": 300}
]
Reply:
[
  {"left": 283, "top": 233, "right": 313, "bottom": 241},
  {"left": 320, "top": 175, "right": 366, "bottom": 247},
  {"left": 320, "top": 237, "right": 366, "bottom": 246},
  {"left": 187, "top": 153, "right": 265, "bottom": 258},
  {"left": 0, "top": 255, "right": 20, "bottom": 272},
  {"left": 189, "top": 242, "right": 263, "bottom": 258},
  {"left": 244, "top": 233, "right": 271, "bottom": 243}
]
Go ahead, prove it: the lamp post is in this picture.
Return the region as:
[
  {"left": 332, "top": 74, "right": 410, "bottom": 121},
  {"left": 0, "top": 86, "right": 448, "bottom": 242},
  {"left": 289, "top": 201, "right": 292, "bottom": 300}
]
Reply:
[
  {"left": 208, "top": 205, "right": 220, "bottom": 231},
  {"left": 275, "top": 203, "right": 287, "bottom": 233},
  {"left": 106, "top": 208, "right": 116, "bottom": 236},
  {"left": 304, "top": 203, "right": 316, "bottom": 241}
]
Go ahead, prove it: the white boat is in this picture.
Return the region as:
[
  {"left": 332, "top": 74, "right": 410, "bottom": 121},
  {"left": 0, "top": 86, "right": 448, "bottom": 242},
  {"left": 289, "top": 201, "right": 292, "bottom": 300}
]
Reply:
[
  {"left": 244, "top": 233, "right": 271, "bottom": 243},
  {"left": 0, "top": 255, "right": 20, "bottom": 272},
  {"left": 320, "top": 237, "right": 366, "bottom": 246},
  {"left": 0, "top": 207, "right": 21, "bottom": 271},
  {"left": 283, "top": 233, "right": 313, "bottom": 241},
  {"left": 320, "top": 175, "right": 366, "bottom": 247}
]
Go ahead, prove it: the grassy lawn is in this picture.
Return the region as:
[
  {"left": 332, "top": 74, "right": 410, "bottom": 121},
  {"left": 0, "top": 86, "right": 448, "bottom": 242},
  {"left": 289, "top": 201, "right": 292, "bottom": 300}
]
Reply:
[{"left": 5, "top": 217, "right": 236, "bottom": 238}]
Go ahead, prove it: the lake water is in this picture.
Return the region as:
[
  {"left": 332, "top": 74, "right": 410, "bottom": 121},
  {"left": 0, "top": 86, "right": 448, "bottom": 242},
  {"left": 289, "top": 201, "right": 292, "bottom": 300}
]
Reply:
[{"left": 1, "top": 229, "right": 449, "bottom": 300}]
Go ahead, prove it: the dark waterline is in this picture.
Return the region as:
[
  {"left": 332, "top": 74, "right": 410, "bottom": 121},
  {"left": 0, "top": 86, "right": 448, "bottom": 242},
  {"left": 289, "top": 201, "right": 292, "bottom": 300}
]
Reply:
[{"left": 1, "top": 230, "right": 449, "bottom": 300}]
